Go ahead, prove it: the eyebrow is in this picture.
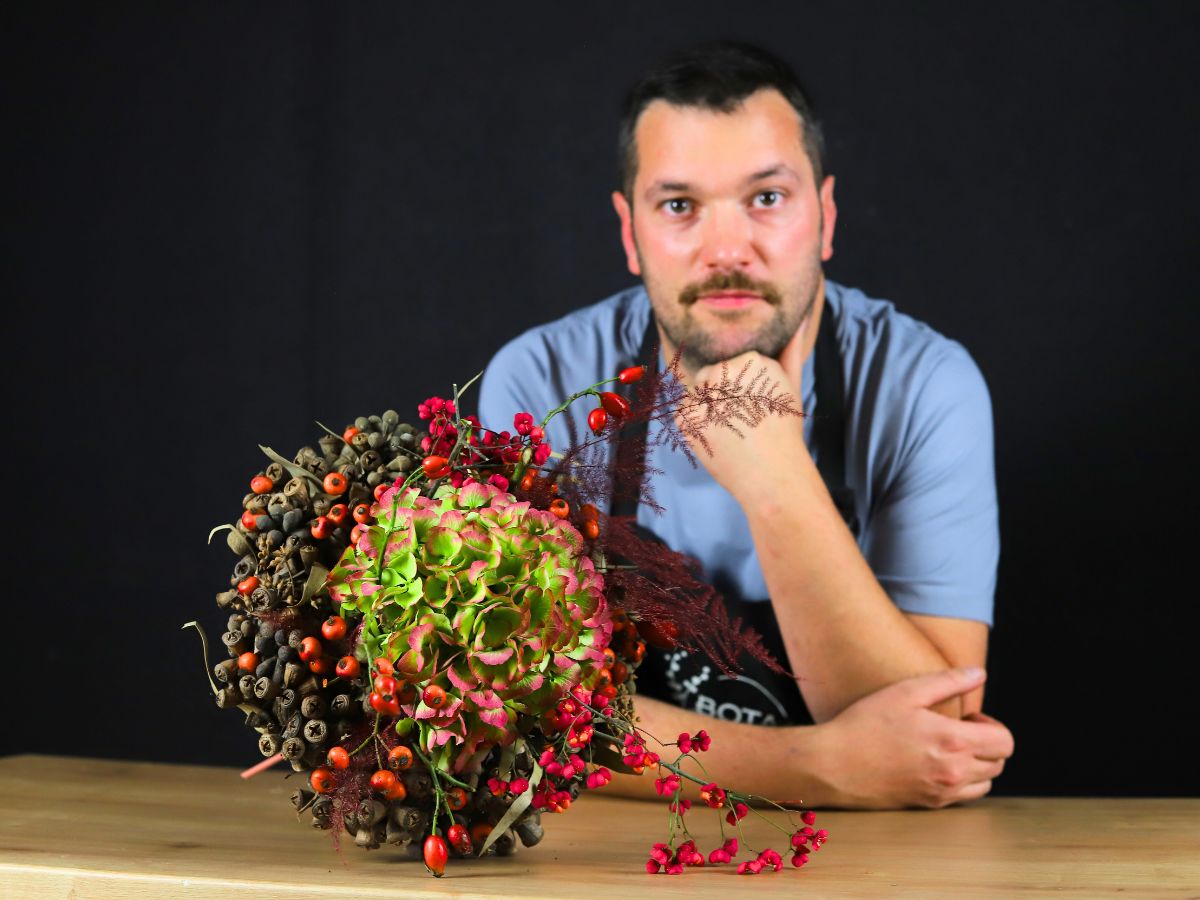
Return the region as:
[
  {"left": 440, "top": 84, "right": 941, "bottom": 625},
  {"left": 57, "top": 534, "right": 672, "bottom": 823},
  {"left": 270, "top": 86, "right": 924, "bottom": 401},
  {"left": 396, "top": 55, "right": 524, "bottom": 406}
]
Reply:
[{"left": 643, "top": 164, "right": 801, "bottom": 202}]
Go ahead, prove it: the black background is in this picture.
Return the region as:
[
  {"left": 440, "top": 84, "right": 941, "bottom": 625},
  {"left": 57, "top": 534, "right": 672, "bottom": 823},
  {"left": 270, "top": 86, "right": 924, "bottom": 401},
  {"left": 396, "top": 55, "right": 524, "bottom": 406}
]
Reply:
[{"left": 6, "top": 3, "right": 1198, "bottom": 797}]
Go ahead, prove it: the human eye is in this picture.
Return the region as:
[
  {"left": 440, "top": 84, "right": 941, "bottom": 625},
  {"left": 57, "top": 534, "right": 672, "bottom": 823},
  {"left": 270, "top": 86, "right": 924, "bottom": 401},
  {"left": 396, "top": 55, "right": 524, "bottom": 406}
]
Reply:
[
  {"left": 660, "top": 197, "right": 693, "bottom": 216},
  {"left": 752, "top": 190, "right": 784, "bottom": 208}
]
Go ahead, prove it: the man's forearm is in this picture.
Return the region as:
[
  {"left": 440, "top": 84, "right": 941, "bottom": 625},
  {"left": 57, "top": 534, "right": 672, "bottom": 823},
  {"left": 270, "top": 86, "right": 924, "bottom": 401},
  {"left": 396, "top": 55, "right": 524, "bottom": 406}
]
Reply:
[
  {"left": 602, "top": 695, "right": 835, "bottom": 806},
  {"left": 744, "top": 452, "right": 955, "bottom": 722}
]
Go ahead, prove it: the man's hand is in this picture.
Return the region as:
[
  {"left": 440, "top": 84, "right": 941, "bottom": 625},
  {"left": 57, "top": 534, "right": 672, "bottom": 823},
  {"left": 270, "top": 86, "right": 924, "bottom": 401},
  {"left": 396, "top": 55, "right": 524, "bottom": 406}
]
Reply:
[{"left": 810, "top": 668, "right": 1014, "bottom": 809}]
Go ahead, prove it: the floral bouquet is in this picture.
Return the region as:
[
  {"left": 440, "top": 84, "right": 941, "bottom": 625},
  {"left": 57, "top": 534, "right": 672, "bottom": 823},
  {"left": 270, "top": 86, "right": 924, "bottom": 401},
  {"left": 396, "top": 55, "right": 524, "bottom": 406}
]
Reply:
[{"left": 192, "top": 361, "right": 828, "bottom": 877}]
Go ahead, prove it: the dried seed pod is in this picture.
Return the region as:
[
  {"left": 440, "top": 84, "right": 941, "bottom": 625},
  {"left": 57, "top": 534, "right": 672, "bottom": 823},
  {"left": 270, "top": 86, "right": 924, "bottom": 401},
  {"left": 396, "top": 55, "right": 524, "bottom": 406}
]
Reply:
[
  {"left": 280, "top": 736, "right": 306, "bottom": 761},
  {"left": 281, "top": 508, "right": 305, "bottom": 533},
  {"left": 329, "top": 694, "right": 354, "bottom": 717},
  {"left": 396, "top": 423, "right": 414, "bottom": 435},
  {"left": 299, "top": 545, "right": 321, "bottom": 567},
  {"left": 296, "top": 677, "right": 320, "bottom": 698},
  {"left": 514, "top": 816, "right": 545, "bottom": 848},
  {"left": 258, "top": 733, "right": 282, "bottom": 757},
  {"left": 238, "top": 674, "right": 257, "bottom": 697},
  {"left": 282, "top": 478, "right": 310, "bottom": 506},
  {"left": 250, "top": 586, "right": 281, "bottom": 612},
  {"left": 367, "top": 431, "right": 385, "bottom": 449},
  {"left": 492, "top": 829, "right": 518, "bottom": 856},
  {"left": 366, "top": 471, "right": 382, "bottom": 488},
  {"left": 216, "top": 589, "right": 240, "bottom": 610},
  {"left": 300, "top": 695, "right": 327, "bottom": 719},
  {"left": 222, "top": 631, "right": 248, "bottom": 656},
  {"left": 386, "top": 805, "right": 427, "bottom": 845},
  {"left": 291, "top": 787, "right": 314, "bottom": 811},
  {"left": 265, "top": 462, "right": 286, "bottom": 484},
  {"left": 311, "top": 496, "right": 331, "bottom": 517},
  {"left": 277, "top": 688, "right": 298, "bottom": 715},
  {"left": 266, "top": 529, "right": 285, "bottom": 549},
  {"left": 282, "top": 712, "right": 302, "bottom": 739},
  {"left": 350, "top": 432, "right": 371, "bottom": 453},
  {"left": 213, "top": 658, "right": 239, "bottom": 684},
  {"left": 381, "top": 409, "right": 400, "bottom": 429},
  {"left": 354, "top": 416, "right": 369, "bottom": 431},
  {"left": 231, "top": 555, "right": 256, "bottom": 584},
  {"left": 318, "top": 434, "right": 341, "bottom": 459},
  {"left": 287, "top": 630, "right": 305, "bottom": 649},
  {"left": 283, "top": 662, "right": 304, "bottom": 688},
  {"left": 333, "top": 719, "right": 353, "bottom": 739},
  {"left": 401, "top": 770, "right": 434, "bottom": 803},
  {"left": 353, "top": 826, "right": 379, "bottom": 850},
  {"left": 311, "top": 795, "right": 333, "bottom": 829},
  {"left": 254, "top": 514, "right": 274, "bottom": 532},
  {"left": 253, "top": 632, "right": 273, "bottom": 655},
  {"left": 359, "top": 450, "right": 381, "bottom": 472},
  {"left": 254, "top": 656, "right": 274, "bottom": 678},
  {"left": 347, "top": 483, "right": 370, "bottom": 507},
  {"left": 357, "top": 798, "right": 387, "bottom": 828},
  {"left": 301, "top": 718, "right": 328, "bottom": 746},
  {"left": 215, "top": 686, "right": 242, "bottom": 709},
  {"left": 254, "top": 676, "right": 280, "bottom": 702},
  {"left": 243, "top": 707, "right": 274, "bottom": 732}
]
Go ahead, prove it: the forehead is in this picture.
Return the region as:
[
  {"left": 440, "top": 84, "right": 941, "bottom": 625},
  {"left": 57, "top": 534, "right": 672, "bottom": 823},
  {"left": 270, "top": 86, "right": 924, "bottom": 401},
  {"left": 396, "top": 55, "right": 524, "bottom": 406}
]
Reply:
[{"left": 633, "top": 89, "right": 810, "bottom": 189}]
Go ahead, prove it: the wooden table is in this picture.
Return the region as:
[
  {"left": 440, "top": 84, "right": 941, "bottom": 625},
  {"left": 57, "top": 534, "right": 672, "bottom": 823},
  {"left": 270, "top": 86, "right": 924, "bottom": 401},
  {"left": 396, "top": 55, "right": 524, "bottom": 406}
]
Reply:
[{"left": 0, "top": 755, "right": 1196, "bottom": 898}]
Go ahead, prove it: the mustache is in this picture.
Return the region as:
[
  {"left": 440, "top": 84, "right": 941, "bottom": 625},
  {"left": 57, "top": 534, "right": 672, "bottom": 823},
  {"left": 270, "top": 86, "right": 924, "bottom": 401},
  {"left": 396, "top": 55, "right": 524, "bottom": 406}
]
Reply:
[{"left": 678, "top": 271, "right": 783, "bottom": 306}]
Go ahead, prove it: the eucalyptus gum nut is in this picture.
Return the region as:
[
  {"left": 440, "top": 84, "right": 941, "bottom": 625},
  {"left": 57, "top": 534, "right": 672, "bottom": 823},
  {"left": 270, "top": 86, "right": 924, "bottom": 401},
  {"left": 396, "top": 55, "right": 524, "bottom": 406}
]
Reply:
[
  {"left": 382, "top": 409, "right": 400, "bottom": 427},
  {"left": 233, "top": 555, "right": 256, "bottom": 581},
  {"left": 242, "top": 492, "right": 261, "bottom": 510},
  {"left": 396, "top": 457, "right": 413, "bottom": 472},
  {"left": 312, "top": 497, "right": 331, "bottom": 516},
  {"left": 281, "top": 509, "right": 304, "bottom": 533},
  {"left": 255, "top": 514, "right": 273, "bottom": 531},
  {"left": 302, "top": 718, "right": 328, "bottom": 746},
  {"left": 399, "top": 431, "right": 415, "bottom": 445},
  {"left": 318, "top": 434, "right": 340, "bottom": 456},
  {"left": 274, "top": 628, "right": 288, "bottom": 646},
  {"left": 493, "top": 830, "right": 518, "bottom": 856},
  {"left": 396, "top": 423, "right": 414, "bottom": 435},
  {"left": 351, "top": 432, "right": 370, "bottom": 453},
  {"left": 334, "top": 719, "right": 353, "bottom": 739},
  {"left": 359, "top": 450, "right": 381, "bottom": 471},
  {"left": 227, "top": 612, "right": 246, "bottom": 632},
  {"left": 267, "top": 530, "right": 285, "bottom": 549},
  {"left": 386, "top": 440, "right": 404, "bottom": 457},
  {"left": 354, "top": 416, "right": 369, "bottom": 431},
  {"left": 267, "top": 500, "right": 288, "bottom": 519},
  {"left": 265, "top": 461, "right": 286, "bottom": 482},
  {"left": 300, "top": 545, "right": 320, "bottom": 567},
  {"left": 368, "top": 414, "right": 382, "bottom": 427},
  {"left": 337, "top": 462, "right": 361, "bottom": 479},
  {"left": 366, "top": 471, "right": 382, "bottom": 488},
  {"left": 240, "top": 619, "right": 256, "bottom": 639},
  {"left": 348, "top": 483, "right": 370, "bottom": 507},
  {"left": 330, "top": 694, "right": 353, "bottom": 717},
  {"left": 239, "top": 675, "right": 257, "bottom": 697},
  {"left": 283, "top": 478, "right": 310, "bottom": 504},
  {"left": 254, "top": 656, "right": 274, "bottom": 678},
  {"left": 216, "top": 589, "right": 238, "bottom": 609},
  {"left": 514, "top": 818, "right": 544, "bottom": 847}
]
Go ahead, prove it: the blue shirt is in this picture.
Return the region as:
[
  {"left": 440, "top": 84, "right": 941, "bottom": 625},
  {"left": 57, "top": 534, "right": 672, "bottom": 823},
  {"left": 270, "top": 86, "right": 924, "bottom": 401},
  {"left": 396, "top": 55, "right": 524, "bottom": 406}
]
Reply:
[{"left": 479, "top": 281, "right": 998, "bottom": 626}]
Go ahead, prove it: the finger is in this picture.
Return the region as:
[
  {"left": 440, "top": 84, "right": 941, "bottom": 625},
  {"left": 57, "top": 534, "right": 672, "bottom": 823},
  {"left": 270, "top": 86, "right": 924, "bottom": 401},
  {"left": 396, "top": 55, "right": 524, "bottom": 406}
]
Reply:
[
  {"left": 955, "top": 717, "right": 1015, "bottom": 760},
  {"left": 950, "top": 778, "right": 994, "bottom": 806},
  {"left": 889, "top": 667, "right": 987, "bottom": 710},
  {"left": 778, "top": 316, "right": 810, "bottom": 393}
]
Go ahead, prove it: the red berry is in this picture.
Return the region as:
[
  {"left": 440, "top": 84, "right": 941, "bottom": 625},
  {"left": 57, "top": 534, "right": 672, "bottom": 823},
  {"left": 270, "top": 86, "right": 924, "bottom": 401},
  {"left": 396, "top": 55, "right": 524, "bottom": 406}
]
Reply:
[
  {"left": 374, "top": 658, "right": 394, "bottom": 676},
  {"left": 422, "top": 684, "right": 447, "bottom": 709},
  {"left": 587, "top": 407, "right": 609, "bottom": 434},
  {"left": 321, "top": 616, "right": 347, "bottom": 641},
  {"left": 326, "top": 503, "right": 349, "bottom": 526},
  {"left": 352, "top": 502, "right": 372, "bottom": 524},
  {"left": 599, "top": 391, "right": 631, "bottom": 419},
  {"left": 548, "top": 498, "right": 570, "bottom": 519},
  {"left": 447, "top": 823, "right": 472, "bottom": 854},
  {"left": 384, "top": 780, "right": 407, "bottom": 802},
  {"left": 369, "top": 769, "right": 398, "bottom": 794},
  {"left": 387, "top": 745, "right": 414, "bottom": 772},
  {"left": 326, "top": 746, "right": 350, "bottom": 769},
  {"left": 369, "top": 691, "right": 401, "bottom": 717},
  {"left": 422, "top": 456, "right": 451, "bottom": 479},
  {"left": 239, "top": 509, "right": 259, "bottom": 530},
  {"left": 583, "top": 519, "right": 600, "bottom": 540},
  {"left": 298, "top": 636, "right": 323, "bottom": 662},
  {"left": 469, "top": 821, "right": 493, "bottom": 846},
  {"left": 342, "top": 426, "right": 359, "bottom": 444},
  {"left": 446, "top": 787, "right": 468, "bottom": 811},
  {"left": 310, "top": 516, "right": 331, "bottom": 540},
  {"left": 618, "top": 365, "right": 645, "bottom": 384},
  {"left": 308, "top": 657, "right": 332, "bottom": 675},
  {"left": 423, "top": 834, "right": 448, "bottom": 877},
  {"left": 237, "top": 651, "right": 259, "bottom": 672},
  {"left": 519, "top": 471, "right": 536, "bottom": 491},
  {"left": 309, "top": 766, "right": 335, "bottom": 793},
  {"left": 236, "top": 575, "right": 259, "bottom": 595},
  {"left": 323, "top": 472, "right": 348, "bottom": 495},
  {"left": 335, "top": 656, "right": 360, "bottom": 679},
  {"left": 250, "top": 475, "right": 273, "bottom": 494},
  {"left": 373, "top": 674, "right": 397, "bottom": 696}
]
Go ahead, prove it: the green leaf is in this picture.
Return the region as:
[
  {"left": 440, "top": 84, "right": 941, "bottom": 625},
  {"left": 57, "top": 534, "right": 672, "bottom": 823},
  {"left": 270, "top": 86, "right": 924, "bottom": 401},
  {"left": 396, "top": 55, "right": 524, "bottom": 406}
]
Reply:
[
  {"left": 480, "top": 761, "right": 542, "bottom": 856},
  {"left": 301, "top": 564, "right": 330, "bottom": 605}
]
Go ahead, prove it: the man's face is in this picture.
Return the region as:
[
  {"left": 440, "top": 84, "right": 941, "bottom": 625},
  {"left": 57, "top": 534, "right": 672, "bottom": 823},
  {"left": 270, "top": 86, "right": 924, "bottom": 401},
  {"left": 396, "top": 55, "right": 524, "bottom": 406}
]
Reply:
[{"left": 612, "top": 88, "right": 837, "bottom": 373}]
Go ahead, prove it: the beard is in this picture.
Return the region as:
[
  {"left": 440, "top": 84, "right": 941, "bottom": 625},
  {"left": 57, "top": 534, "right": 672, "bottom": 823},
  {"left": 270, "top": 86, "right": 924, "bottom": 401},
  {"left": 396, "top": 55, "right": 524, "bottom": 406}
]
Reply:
[{"left": 642, "top": 256, "right": 822, "bottom": 372}]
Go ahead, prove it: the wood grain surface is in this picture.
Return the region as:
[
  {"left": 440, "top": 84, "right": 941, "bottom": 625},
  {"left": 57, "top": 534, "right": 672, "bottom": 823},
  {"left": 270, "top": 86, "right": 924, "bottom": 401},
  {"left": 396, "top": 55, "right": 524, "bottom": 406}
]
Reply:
[{"left": 1, "top": 755, "right": 1196, "bottom": 898}]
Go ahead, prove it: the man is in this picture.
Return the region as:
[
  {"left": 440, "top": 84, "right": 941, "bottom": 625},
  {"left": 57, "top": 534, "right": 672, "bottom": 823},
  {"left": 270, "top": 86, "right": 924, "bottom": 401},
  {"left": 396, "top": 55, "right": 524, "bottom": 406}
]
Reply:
[{"left": 479, "top": 41, "right": 1014, "bottom": 808}]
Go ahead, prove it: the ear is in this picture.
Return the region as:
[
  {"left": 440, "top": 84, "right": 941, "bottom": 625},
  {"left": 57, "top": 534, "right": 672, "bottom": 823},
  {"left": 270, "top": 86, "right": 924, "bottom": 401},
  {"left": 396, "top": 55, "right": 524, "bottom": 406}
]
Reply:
[
  {"left": 818, "top": 175, "right": 837, "bottom": 262},
  {"left": 611, "top": 191, "right": 641, "bottom": 277}
]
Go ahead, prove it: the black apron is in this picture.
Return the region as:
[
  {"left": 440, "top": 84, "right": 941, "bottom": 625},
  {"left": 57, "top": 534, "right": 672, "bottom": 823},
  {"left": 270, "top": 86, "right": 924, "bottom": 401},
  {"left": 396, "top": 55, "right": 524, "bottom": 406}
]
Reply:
[{"left": 611, "top": 302, "right": 859, "bottom": 726}]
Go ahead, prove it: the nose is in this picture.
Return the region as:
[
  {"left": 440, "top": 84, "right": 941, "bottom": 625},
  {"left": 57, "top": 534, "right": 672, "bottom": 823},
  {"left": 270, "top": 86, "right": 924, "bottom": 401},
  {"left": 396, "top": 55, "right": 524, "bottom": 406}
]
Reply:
[{"left": 697, "top": 202, "right": 754, "bottom": 271}]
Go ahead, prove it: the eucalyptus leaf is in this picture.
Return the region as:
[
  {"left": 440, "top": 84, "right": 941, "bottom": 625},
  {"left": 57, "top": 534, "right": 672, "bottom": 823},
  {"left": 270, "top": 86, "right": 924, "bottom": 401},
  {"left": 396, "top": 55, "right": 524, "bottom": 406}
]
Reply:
[
  {"left": 301, "top": 564, "right": 330, "bottom": 605},
  {"left": 497, "top": 743, "right": 516, "bottom": 781},
  {"left": 207, "top": 523, "right": 233, "bottom": 544},
  {"left": 480, "top": 761, "right": 541, "bottom": 856},
  {"left": 181, "top": 621, "right": 219, "bottom": 696},
  {"left": 258, "top": 444, "right": 324, "bottom": 486}
]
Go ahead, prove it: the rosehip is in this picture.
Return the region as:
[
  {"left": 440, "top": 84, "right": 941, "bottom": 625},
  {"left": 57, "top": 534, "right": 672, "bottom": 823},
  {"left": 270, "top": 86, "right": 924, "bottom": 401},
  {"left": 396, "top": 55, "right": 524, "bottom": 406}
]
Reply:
[
  {"left": 309, "top": 656, "right": 332, "bottom": 675},
  {"left": 618, "top": 365, "right": 645, "bottom": 384},
  {"left": 369, "top": 769, "right": 398, "bottom": 795},
  {"left": 549, "top": 498, "right": 570, "bottom": 519},
  {"left": 335, "top": 656, "right": 360, "bottom": 679},
  {"left": 384, "top": 780, "right": 407, "bottom": 802},
  {"left": 599, "top": 391, "right": 631, "bottom": 418},
  {"left": 326, "top": 746, "right": 350, "bottom": 769},
  {"left": 237, "top": 651, "right": 259, "bottom": 672},
  {"left": 298, "top": 636, "right": 322, "bottom": 662},
  {"left": 422, "top": 456, "right": 451, "bottom": 479},
  {"left": 583, "top": 519, "right": 600, "bottom": 540},
  {"left": 310, "top": 515, "right": 331, "bottom": 540},
  {"left": 373, "top": 674, "right": 397, "bottom": 696},
  {"left": 422, "top": 684, "right": 447, "bottom": 709},
  {"left": 321, "top": 615, "right": 347, "bottom": 641},
  {"left": 587, "top": 407, "right": 609, "bottom": 434},
  {"left": 326, "top": 503, "right": 348, "bottom": 526},
  {"left": 447, "top": 822, "right": 472, "bottom": 854},
  {"left": 374, "top": 658, "right": 394, "bottom": 676},
  {"left": 519, "top": 471, "right": 536, "bottom": 491},
  {"left": 373, "top": 483, "right": 388, "bottom": 500},
  {"left": 322, "top": 472, "right": 348, "bottom": 495},
  {"left": 369, "top": 691, "right": 401, "bottom": 717},
  {"left": 423, "top": 834, "right": 448, "bottom": 877},
  {"left": 250, "top": 474, "right": 273, "bottom": 494},
  {"left": 446, "top": 787, "right": 468, "bottom": 811},
  {"left": 236, "top": 575, "right": 259, "bottom": 595},
  {"left": 387, "top": 745, "right": 414, "bottom": 771},
  {"left": 342, "top": 426, "right": 359, "bottom": 444},
  {"left": 309, "top": 767, "right": 335, "bottom": 793},
  {"left": 352, "top": 502, "right": 372, "bottom": 524}
]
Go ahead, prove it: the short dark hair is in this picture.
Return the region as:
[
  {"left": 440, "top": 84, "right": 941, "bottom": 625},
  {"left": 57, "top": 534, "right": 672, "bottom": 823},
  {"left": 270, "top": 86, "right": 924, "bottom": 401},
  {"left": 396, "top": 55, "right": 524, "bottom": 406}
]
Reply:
[{"left": 617, "top": 41, "right": 827, "bottom": 200}]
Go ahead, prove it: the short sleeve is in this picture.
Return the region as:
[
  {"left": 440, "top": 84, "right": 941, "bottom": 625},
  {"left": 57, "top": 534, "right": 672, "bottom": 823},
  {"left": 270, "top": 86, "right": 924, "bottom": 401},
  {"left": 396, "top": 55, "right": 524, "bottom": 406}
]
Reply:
[
  {"left": 478, "top": 336, "right": 547, "bottom": 436},
  {"left": 862, "top": 346, "right": 999, "bottom": 626}
]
